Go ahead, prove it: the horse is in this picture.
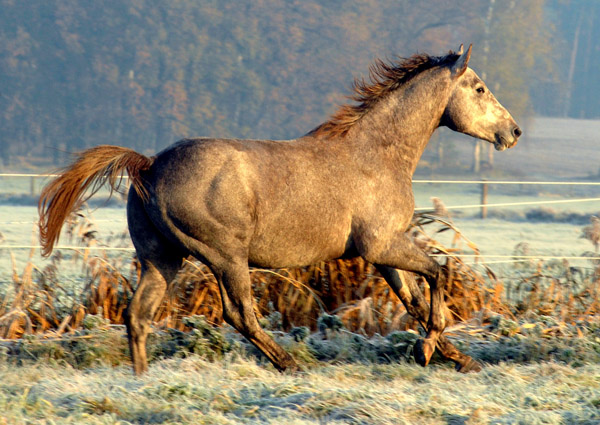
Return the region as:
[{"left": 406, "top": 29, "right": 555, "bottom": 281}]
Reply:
[{"left": 38, "top": 45, "right": 521, "bottom": 375}]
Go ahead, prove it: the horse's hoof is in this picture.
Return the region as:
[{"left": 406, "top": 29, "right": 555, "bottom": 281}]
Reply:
[
  {"left": 455, "top": 357, "right": 483, "bottom": 374},
  {"left": 414, "top": 338, "right": 434, "bottom": 367}
]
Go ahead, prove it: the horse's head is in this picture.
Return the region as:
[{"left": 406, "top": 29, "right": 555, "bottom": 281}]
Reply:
[{"left": 441, "top": 45, "right": 522, "bottom": 151}]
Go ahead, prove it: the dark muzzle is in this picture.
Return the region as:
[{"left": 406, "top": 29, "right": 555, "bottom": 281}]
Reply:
[{"left": 494, "top": 125, "right": 522, "bottom": 151}]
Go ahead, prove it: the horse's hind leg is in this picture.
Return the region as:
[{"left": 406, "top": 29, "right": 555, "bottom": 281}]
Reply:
[
  {"left": 126, "top": 256, "right": 181, "bottom": 375},
  {"left": 126, "top": 190, "right": 184, "bottom": 375},
  {"left": 214, "top": 261, "right": 298, "bottom": 372},
  {"left": 375, "top": 265, "right": 482, "bottom": 373}
]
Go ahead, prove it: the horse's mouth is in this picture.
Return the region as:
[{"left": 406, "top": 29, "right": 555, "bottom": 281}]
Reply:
[
  {"left": 493, "top": 141, "right": 507, "bottom": 151},
  {"left": 494, "top": 135, "right": 518, "bottom": 151}
]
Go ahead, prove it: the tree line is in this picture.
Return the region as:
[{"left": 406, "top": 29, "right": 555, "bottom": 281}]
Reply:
[{"left": 0, "top": 0, "right": 595, "bottom": 167}]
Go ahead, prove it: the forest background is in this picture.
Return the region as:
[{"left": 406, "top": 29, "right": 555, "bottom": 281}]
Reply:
[{"left": 1, "top": 0, "right": 599, "bottom": 169}]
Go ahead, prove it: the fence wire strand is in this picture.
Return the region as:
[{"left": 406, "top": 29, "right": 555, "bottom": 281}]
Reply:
[{"left": 2, "top": 175, "right": 599, "bottom": 263}]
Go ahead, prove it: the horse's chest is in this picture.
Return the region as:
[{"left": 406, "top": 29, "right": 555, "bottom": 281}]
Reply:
[{"left": 363, "top": 188, "right": 415, "bottom": 231}]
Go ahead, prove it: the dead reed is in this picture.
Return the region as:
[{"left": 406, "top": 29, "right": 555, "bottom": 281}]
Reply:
[{"left": 1, "top": 203, "right": 600, "bottom": 341}]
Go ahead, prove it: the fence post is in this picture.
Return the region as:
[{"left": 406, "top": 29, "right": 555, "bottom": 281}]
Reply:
[
  {"left": 30, "top": 177, "right": 35, "bottom": 197},
  {"left": 480, "top": 180, "right": 488, "bottom": 219}
]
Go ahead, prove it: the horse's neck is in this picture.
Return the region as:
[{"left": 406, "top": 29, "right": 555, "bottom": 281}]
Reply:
[{"left": 351, "top": 70, "right": 453, "bottom": 176}]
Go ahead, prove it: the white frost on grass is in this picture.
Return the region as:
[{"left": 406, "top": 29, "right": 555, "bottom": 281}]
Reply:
[{"left": 1, "top": 356, "right": 599, "bottom": 424}]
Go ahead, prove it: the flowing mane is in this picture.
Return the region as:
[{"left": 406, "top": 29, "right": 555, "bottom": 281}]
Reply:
[{"left": 308, "top": 50, "right": 461, "bottom": 139}]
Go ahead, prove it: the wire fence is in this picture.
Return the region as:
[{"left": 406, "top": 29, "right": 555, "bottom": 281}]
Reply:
[
  {"left": 3, "top": 174, "right": 600, "bottom": 215},
  {"left": 2, "top": 246, "right": 600, "bottom": 264},
  {"left": 1, "top": 174, "right": 599, "bottom": 263},
  {"left": 3, "top": 174, "right": 600, "bottom": 185}
]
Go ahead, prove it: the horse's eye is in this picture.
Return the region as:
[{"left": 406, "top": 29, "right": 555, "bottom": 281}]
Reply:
[{"left": 476, "top": 87, "right": 485, "bottom": 94}]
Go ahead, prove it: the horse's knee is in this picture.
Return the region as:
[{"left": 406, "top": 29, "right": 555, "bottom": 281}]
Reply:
[{"left": 355, "top": 233, "right": 442, "bottom": 281}]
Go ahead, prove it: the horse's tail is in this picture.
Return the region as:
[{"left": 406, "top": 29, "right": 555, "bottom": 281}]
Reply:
[{"left": 38, "top": 145, "right": 154, "bottom": 257}]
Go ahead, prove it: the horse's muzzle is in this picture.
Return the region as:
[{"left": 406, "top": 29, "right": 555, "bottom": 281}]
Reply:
[{"left": 494, "top": 126, "right": 522, "bottom": 151}]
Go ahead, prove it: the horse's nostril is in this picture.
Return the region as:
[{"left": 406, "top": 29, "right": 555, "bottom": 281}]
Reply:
[{"left": 513, "top": 126, "right": 522, "bottom": 138}]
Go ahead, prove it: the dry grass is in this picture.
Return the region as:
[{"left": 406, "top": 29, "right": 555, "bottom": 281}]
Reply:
[{"left": 2, "top": 203, "right": 600, "bottom": 344}]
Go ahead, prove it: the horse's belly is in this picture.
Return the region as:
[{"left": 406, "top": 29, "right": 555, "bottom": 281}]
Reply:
[{"left": 248, "top": 228, "right": 351, "bottom": 268}]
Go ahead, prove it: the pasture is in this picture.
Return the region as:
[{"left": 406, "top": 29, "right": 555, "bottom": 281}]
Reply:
[
  {"left": 2, "top": 117, "right": 600, "bottom": 423},
  {"left": 1, "top": 349, "right": 599, "bottom": 424}
]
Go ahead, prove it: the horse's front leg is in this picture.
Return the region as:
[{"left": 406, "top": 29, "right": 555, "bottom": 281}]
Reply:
[
  {"left": 375, "top": 265, "right": 482, "bottom": 372},
  {"left": 356, "top": 233, "right": 445, "bottom": 367}
]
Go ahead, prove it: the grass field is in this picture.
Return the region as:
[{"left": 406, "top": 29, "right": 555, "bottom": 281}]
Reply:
[
  {"left": 2, "top": 357, "right": 599, "bottom": 424},
  {"left": 1, "top": 320, "right": 600, "bottom": 425}
]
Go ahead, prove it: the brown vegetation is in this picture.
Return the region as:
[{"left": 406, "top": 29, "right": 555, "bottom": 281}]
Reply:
[{"left": 2, "top": 208, "right": 600, "bottom": 341}]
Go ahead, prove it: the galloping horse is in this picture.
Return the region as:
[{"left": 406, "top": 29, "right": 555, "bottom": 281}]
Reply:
[{"left": 39, "top": 45, "right": 521, "bottom": 375}]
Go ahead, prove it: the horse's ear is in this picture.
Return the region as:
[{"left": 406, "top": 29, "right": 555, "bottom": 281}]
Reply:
[{"left": 451, "top": 44, "right": 472, "bottom": 78}]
